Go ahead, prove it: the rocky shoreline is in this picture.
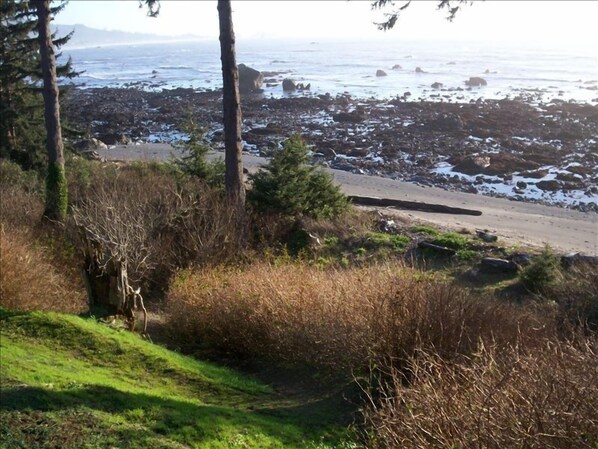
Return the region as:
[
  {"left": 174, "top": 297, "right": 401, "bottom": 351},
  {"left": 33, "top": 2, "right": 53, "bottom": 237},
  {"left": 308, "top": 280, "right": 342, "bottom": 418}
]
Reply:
[{"left": 62, "top": 86, "right": 598, "bottom": 212}]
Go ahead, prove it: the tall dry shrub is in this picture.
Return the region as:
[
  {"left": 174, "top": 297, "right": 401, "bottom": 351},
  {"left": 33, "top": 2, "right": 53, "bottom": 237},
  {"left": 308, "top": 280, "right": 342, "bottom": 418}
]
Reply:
[
  {"left": 166, "top": 262, "right": 554, "bottom": 373},
  {"left": 363, "top": 340, "right": 598, "bottom": 449},
  {"left": 546, "top": 263, "right": 598, "bottom": 331},
  {"left": 69, "top": 165, "right": 242, "bottom": 293},
  {"left": 0, "top": 229, "right": 87, "bottom": 313}
]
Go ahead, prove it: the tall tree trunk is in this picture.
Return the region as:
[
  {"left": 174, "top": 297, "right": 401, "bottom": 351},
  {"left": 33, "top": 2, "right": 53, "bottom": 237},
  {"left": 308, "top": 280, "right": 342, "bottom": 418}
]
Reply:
[
  {"left": 34, "top": 0, "right": 67, "bottom": 221},
  {"left": 217, "top": 0, "right": 245, "bottom": 212}
]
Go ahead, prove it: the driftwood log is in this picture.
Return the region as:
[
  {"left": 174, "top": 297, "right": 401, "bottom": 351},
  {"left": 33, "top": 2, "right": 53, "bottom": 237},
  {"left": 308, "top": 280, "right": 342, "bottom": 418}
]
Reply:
[{"left": 349, "top": 195, "right": 482, "bottom": 216}]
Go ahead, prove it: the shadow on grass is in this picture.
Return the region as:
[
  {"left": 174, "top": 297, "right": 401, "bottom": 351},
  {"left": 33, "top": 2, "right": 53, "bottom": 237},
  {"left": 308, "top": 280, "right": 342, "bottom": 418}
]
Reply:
[{"left": 0, "top": 384, "right": 343, "bottom": 447}]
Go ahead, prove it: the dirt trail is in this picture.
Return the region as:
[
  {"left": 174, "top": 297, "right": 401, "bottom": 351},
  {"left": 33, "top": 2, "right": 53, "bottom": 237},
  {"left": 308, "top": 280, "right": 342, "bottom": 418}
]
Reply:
[{"left": 98, "top": 144, "right": 598, "bottom": 255}]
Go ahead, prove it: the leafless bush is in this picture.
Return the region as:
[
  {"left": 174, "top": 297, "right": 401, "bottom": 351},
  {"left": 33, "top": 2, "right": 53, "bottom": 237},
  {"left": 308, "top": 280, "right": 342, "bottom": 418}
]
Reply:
[
  {"left": 0, "top": 229, "right": 87, "bottom": 313},
  {"left": 69, "top": 166, "right": 242, "bottom": 293},
  {"left": 166, "top": 262, "right": 554, "bottom": 373},
  {"left": 363, "top": 339, "right": 598, "bottom": 449}
]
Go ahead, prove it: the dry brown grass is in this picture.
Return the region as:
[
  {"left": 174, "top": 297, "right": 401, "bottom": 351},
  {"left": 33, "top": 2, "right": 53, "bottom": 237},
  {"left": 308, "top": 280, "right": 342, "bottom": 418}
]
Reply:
[
  {"left": 546, "top": 263, "right": 598, "bottom": 331},
  {"left": 0, "top": 229, "right": 87, "bottom": 313},
  {"left": 363, "top": 339, "right": 598, "bottom": 449},
  {"left": 166, "top": 262, "right": 554, "bottom": 373}
]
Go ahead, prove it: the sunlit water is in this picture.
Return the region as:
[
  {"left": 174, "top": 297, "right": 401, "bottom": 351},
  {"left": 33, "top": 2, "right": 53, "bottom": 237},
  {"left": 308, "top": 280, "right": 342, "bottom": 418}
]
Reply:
[{"left": 61, "top": 38, "right": 598, "bottom": 103}]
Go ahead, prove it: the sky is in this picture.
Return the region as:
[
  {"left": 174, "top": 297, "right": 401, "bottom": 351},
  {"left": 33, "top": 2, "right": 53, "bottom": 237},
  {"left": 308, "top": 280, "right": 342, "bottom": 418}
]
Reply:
[{"left": 54, "top": 1, "right": 598, "bottom": 47}]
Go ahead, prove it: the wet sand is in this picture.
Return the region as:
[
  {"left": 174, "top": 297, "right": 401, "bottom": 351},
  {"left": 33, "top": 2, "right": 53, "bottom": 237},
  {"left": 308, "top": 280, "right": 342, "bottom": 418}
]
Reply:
[{"left": 101, "top": 143, "right": 598, "bottom": 255}]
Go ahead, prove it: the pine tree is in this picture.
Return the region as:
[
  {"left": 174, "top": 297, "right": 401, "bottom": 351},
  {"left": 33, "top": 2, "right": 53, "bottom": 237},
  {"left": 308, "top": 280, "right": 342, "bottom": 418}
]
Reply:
[{"left": 0, "top": 0, "right": 75, "bottom": 170}]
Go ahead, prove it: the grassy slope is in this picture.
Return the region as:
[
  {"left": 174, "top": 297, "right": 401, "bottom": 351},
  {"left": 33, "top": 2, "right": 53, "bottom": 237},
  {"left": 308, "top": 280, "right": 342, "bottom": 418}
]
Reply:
[{"left": 0, "top": 309, "right": 353, "bottom": 449}]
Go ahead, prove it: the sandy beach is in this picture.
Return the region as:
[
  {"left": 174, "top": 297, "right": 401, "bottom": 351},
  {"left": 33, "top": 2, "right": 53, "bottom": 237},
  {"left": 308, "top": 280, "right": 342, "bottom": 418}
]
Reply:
[{"left": 100, "top": 143, "right": 597, "bottom": 255}]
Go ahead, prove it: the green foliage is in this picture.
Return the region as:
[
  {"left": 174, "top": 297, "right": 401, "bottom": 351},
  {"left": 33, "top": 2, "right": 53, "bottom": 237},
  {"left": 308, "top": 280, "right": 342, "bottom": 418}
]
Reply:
[
  {"left": 0, "top": 0, "right": 76, "bottom": 167},
  {"left": 519, "top": 246, "right": 562, "bottom": 294},
  {"left": 248, "top": 135, "right": 348, "bottom": 219},
  {"left": 410, "top": 224, "right": 440, "bottom": 236},
  {"left": 0, "top": 310, "right": 351, "bottom": 448},
  {"left": 172, "top": 120, "right": 225, "bottom": 188},
  {"left": 456, "top": 249, "right": 478, "bottom": 261},
  {"left": 0, "top": 158, "right": 43, "bottom": 195},
  {"left": 44, "top": 162, "right": 68, "bottom": 220},
  {"left": 364, "top": 232, "right": 410, "bottom": 252},
  {"left": 431, "top": 232, "right": 471, "bottom": 250}
]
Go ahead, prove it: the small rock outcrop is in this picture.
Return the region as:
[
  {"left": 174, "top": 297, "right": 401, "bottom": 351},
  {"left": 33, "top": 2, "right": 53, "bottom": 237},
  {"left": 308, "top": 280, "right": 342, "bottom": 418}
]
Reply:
[
  {"left": 376, "top": 69, "right": 387, "bottom": 77},
  {"left": 465, "top": 77, "right": 488, "bottom": 87},
  {"left": 415, "top": 67, "right": 425, "bottom": 73},
  {"left": 282, "top": 78, "right": 296, "bottom": 91},
  {"left": 332, "top": 111, "right": 365, "bottom": 123},
  {"left": 453, "top": 156, "right": 491, "bottom": 175},
  {"left": 536, "top": 180, "right": 561, "bottom": 191},
  {"left": 478, "top": 258, "right": 519, "bottom": 274},
  {"left": 431, "top": 82, "right": 443, "bottom": 89},
  {"left": 238, "top": 64, "right": 263, "bottom": 93},
  {"left": 392, "top": 64, "right": 402, "bottom": 70}
]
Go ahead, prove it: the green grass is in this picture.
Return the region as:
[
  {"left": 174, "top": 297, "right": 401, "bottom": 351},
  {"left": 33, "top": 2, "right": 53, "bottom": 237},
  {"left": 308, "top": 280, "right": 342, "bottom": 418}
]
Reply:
[
  {"left": 430, "top": 232, "right": 471, "bottom": 251},
  {"left": 0, "top": 309, "right": 355, "bottom": 449}
]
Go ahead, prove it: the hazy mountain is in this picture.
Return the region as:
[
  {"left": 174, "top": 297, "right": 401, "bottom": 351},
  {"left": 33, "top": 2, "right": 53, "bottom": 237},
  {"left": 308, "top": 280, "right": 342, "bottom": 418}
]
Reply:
[{"left": 53, "top": 24, "right": 205, "bottom": 49}]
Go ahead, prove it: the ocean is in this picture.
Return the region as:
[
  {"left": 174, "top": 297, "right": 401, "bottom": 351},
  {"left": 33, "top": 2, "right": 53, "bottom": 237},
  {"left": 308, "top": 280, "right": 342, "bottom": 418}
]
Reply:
[{"left": 60, "top": 38, "right": 598, "bottom": 103}]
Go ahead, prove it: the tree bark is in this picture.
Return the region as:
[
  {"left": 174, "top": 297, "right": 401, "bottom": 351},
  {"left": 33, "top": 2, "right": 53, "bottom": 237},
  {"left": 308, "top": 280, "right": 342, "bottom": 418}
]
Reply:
[
  {"left": 217, "top": 0, "right": 245, "bottom": 212},
  {"left": 34, "top": 0, "right": 67, "bottom": 220}
]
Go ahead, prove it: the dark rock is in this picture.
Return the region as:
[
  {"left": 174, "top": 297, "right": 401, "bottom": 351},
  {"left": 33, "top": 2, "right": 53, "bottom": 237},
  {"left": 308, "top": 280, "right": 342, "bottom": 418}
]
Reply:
[
  {"left": 465, "top": 77, "right": 488, "bottom": 87},
  {"left": 516, "top": 181, "right": 528, "bottom": 189},
  {"left": 510, "top": 253, "right": 532, "bottom": 266},
  {"left": 332, "top": 111, "right": 365, "bottom": 123},
  {"left": 536, "top": 180, "right": 561, "bottom": 191},
  {"left": 426, "top": 113, "right": 463, "bottom": 132},
  {"left": 415, "top": 67, "right": 425, "bottom": 73},
  {"left": 476, "top": 230, "right": 498, "bottom": 242},
  {"left": 238, "top": 64, "right": 263, "bottom": 93},
  {"left": 453, "top": 156, "right": 491, "bottom": 175},
  {"left": 561, "top": 253, "right": 598, "bottom": 268},
  {"left": 249, "top": 122, "right": 281, "bottom": 135},
  {"left": 392, "top": 64, "right": 402, "bottom": 70},
  {"left": 520, "top": 170, "right": 549, "bottom": 179},
  {"left": 282, "top": 78, "right": 296, "bottom": 91},
  {"left": 74, "top": 138, "right": 107, "bottom": 152},
  {"left": 478, "top": 258, "right": 519, "bottom": 274},
  {"left": 431, "top": 82, "right": 443, "bottom": 89},
  {"left": 376, "top": 69, "right": 388, "bottom": 77},
  {"left": 97, "top": 132, "right": 129, "bottom": 145},
  {"left": 555, "top": 172, "right": 580, "bottom": 183}
]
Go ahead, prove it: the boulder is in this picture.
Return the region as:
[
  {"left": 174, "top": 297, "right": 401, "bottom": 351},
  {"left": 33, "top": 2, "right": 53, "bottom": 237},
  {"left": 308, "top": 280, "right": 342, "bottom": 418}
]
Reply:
[
  {"left": 453, "top": 156, "right": 491, "bottom": 175},
  {"left": 431, "top": 82, "right": 443, "bottom": 89},
  {"left": 536, "top": 180, "right": 561, "bottom": 191},
  {"left": 478, "top": 258, "right": 519, "bottom": 274},
  {"left": 465, "top": 77, "right": 487, "bottom": 87},
  {"left": 415, "top": 67, "right": 425, "bottom": 73},
  {"left": 376, "top": 69, "right": 388, "bottom": 77},
  {"left": 282, "top": 78, "right": 296, "bottom": 91},
  {"left": 476, "top": 230, "right": 498, "bottom": 242},
  {"left": 74, "top": 138, "right": 108, "bottom": 152},
  {"left": 238, "top": 64, "right": 263, "bottom": 93},
  {"left": 392, "top": 64, "right": 402, "bottom": 70},
  {"left": 561, "top": 253, "right": 598, "bottom": 268},
  {"left": 426, "top": 113, "right": 463, "bottom": 132},
  {"left": 97, "top": 132, "right": 130, "bottom": 145},
  {"left": 516, "top": 181, "right": 528, "bottom": 189}
]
